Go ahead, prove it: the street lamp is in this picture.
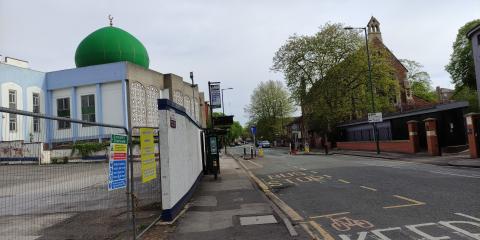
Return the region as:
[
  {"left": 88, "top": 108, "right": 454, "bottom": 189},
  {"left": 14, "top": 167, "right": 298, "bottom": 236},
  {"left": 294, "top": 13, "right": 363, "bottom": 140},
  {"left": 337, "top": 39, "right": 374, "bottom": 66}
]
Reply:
[
  {"left": 190, "top": 72, "right": 197, "bottom": 121},
  {"left": 344, "top": 26, "right": 380, "bottom": 154},
  {"left": 221, "top": 88, "right": 233, "bottom": 115}
]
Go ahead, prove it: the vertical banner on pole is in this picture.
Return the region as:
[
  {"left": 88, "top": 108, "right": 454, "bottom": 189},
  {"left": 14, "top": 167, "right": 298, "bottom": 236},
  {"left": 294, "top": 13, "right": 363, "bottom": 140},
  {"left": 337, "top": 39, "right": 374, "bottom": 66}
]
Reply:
[
  {"left": 109, "top": 134, "right": 128, "bottom": 191},
  {"left": 140, "top": 128, "right": 157, "bottom": 183}
]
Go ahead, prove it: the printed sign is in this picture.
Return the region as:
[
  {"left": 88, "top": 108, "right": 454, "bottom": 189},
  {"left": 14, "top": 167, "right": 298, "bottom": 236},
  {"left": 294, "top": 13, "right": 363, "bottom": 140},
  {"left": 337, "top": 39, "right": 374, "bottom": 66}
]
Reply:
[
  {"left": 140, "top": 128, "right": 157, "bottom": 183},
  {"left": 170, "top": 110, "right": 176, "bottom": 128},
  {"left": 368, "top": 112, "right": 383, "bottom": 123},
  {"left": 210, "top": 136, "right": 218, "bottom": 154},
  {"left": 209, "top": 84, "right": 221, "bottom": 109},
  {"left": 108, "top": 134, "right": 128, "bottom": 191}
]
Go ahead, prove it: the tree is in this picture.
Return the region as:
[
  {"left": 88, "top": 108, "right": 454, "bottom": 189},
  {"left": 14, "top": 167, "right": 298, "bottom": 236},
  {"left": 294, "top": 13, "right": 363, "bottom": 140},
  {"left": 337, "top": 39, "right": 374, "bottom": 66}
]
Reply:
[
  {"left": 445, "top": 19, "right": 480, "bottom": 89},
  {"left": 226, "top": 121, "right": 243, "bottom": 144},
  {"left": 244, "top": 80, "right": 295, "bottom": 140},
  {"left": 272, "top": 23, "right": 362, "bottom": 103},
  {"left": 306, "top": 45, "right": 398, "bottom": 134},
  {"left": 400, "top": 59, "right": 437, "bottom": 102}
]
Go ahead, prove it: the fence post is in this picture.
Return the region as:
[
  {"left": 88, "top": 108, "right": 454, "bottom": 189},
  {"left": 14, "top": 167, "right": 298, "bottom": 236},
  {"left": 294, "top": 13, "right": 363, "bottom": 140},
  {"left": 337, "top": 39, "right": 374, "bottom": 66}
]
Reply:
[
  {"left": 127, "top": 130, "right": 136, "bottom": 239},
  {"left": 465, "top": 113, "right": 480, "bottom": 158},
  {"left": 407, "top": 120, "right": 419, "bottom": 153},
  {"left": 424, "top": 118, "right": 440, "bottom": 156}
]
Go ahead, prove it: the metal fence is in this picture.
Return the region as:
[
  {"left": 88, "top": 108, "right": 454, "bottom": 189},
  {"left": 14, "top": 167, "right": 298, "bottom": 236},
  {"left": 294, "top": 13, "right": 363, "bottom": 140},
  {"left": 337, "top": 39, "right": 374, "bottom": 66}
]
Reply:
[
  {"left": 0, "top": 107, "right": 163, "bottom": 239},
  {"left": 130, "top": 127, "right": 162, "bottom": 239}
]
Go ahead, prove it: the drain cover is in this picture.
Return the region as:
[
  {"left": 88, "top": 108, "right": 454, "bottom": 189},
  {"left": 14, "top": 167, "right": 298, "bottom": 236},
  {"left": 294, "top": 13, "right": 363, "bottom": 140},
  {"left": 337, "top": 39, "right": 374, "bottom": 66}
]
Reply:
[{"left": 239, "top": 215, "right": 277, "bottom": 226}]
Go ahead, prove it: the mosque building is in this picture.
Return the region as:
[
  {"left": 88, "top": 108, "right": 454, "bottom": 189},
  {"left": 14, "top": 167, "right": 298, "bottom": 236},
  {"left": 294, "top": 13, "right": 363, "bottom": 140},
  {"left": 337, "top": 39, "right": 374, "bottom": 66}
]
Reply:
[{"left": 0, "top": 21, "right": 207, "bottom": 144}]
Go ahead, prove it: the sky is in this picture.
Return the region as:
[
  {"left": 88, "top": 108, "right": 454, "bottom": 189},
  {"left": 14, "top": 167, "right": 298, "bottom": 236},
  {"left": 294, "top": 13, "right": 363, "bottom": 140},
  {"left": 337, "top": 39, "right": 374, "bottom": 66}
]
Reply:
[{"left": 1, "top": 0, "right": 479, "bottom": 125}]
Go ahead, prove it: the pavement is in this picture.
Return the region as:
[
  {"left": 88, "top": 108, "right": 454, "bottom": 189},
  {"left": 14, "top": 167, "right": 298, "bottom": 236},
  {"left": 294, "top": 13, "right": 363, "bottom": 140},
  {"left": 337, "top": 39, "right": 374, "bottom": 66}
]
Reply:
[
  {"left": 283, "top": 147, "right": 480, "bottom": 168},
  {"left": 164, "top": 154, "right": 308, "bottom": 240},
  {"left": 228, "top": 146, "right": 480, "bottom": 240}
]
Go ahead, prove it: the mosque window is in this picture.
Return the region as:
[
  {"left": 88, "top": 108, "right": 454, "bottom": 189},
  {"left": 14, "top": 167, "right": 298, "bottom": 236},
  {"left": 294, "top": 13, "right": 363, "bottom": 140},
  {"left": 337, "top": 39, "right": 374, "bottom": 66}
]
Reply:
[
  {"left": 8, "top": 90, "right": 17, "bottom": 131},
  {"left": 57, "top": 98, "right": 71, "bottom": 129},
  {"left": 33, "top": 93, "right": 40, "bottom": 132},
  {"left": 81, "top": 94, "right": 96, "bottom": 126}
]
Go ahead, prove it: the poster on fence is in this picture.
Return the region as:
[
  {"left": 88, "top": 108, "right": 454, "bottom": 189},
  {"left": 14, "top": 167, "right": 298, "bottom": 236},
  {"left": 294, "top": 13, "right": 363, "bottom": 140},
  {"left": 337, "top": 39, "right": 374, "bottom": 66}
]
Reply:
[
  {"left": 108, "top": 134, "right": 128, "bottom": 191},
  {"left": 140, "top": 128, "right": 157, "bottom": 183}
]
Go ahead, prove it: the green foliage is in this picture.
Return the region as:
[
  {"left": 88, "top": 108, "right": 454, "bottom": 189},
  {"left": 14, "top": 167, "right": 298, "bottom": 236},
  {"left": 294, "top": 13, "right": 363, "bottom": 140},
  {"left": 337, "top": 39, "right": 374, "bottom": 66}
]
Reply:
[
  {"left": 226, "top": 121, "right": 243, "bottom": 143},
  {"left": 445, "top": 19, "right": 480, "bottom": 89},
  {"left": 71, "top": 142, "right": 109, "bottom": 158},
  {"left": 272, "top": 23, "right": 363, "bottom": 104},
  {"left": 244, "top": 80, "right": 295, "bottom": 140},
  {"left": 400, "top": 59, "right": 437, "bottom": 102},
  {"left": 451, "top": 86, "right": 479, "bottom": 112},
  {"left": 306, "top": 45, "right": 398, "bottom": 132}
]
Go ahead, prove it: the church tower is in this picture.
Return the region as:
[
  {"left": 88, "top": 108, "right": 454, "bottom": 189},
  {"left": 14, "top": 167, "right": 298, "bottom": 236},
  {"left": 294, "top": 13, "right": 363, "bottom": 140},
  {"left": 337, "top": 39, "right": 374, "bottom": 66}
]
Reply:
[{"left": 367, "top": 16, "right": 382, "bottom": 42}]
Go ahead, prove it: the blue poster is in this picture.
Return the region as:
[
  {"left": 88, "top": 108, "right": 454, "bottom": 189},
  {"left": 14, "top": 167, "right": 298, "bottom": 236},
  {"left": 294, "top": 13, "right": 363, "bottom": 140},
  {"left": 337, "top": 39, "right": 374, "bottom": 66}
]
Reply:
[{"left": 108, "top": 134, "right": 128, "bottom": 191}]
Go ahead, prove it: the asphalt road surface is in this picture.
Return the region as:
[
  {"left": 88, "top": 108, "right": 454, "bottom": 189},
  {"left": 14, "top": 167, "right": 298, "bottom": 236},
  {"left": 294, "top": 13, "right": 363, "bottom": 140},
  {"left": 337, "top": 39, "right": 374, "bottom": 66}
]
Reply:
[{"left": 229, "top": 146, "right": 480, "bottom": 240}]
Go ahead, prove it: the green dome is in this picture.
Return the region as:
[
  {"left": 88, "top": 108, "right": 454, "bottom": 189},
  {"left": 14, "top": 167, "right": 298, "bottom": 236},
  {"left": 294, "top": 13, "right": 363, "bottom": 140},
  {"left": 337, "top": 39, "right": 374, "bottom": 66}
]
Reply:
[{"left": 75, "top": 26, "right": 149, "bottom": 68}]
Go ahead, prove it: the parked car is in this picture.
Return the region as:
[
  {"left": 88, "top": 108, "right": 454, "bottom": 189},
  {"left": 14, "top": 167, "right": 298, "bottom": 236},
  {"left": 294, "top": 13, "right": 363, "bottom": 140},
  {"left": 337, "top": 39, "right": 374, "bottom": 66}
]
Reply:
[{"left": 257, "top": 140, "right": 271, "bottom": 148}]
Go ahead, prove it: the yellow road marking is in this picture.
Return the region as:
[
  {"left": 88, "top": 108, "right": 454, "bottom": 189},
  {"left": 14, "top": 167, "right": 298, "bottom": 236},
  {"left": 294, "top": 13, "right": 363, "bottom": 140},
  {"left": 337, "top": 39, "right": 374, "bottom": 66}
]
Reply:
[
  {"left": 338, "top": 179, "right": 351, "bottom": 184},
  {"left": 299, "top": 222, "right": 320, "bottom": 240},
  {"left": 360, "top": 186, "right": 378, "bottom": 191},
  {"left": 383, "top": 195, "right": 426, "bottom": 209},
  {"left": 247, "top": 160, "right": 262, "bottom": 168},
  {"left": 309, "top": 221, "right": 335, "bottom": 240},
  {"left": 265, "top": 190, "right": 304, "bottom": 221},
  {"left": 310, "top": 212, "right": 350, "bottom": 219}
]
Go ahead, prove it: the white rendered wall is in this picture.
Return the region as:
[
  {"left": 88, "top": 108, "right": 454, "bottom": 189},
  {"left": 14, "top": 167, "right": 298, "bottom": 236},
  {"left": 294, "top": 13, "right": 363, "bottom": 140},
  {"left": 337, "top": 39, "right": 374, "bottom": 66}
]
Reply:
[
  {"left": 1, "top": 82, "right": 24, "bottom": 141},
  {"left": 102, "top": 82, "right": 124, "bottom": 135},
  {"left": 159, "top": 108, "right": 203, "bottom": 211},
  {"left": 51, "top": 88, "right": 72, "bottom": 141},
  {"left": 26, "top": 86, "right": 45, "bottom": 142},
  {"left": 76, "top": 85, "right": 98, "bottom": 139}
]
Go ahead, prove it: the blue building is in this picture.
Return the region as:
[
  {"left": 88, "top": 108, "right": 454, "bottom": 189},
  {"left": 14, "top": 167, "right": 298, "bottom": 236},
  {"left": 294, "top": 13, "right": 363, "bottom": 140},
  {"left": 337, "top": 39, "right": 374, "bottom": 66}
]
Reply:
[{"left": 0, "top": 24, "right": 207, "bottom": 146}]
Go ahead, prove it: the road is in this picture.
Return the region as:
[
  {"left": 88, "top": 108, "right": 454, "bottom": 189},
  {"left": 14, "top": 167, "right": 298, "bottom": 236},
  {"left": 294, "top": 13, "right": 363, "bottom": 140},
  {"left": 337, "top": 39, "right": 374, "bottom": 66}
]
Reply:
[{"left": 229, "top": 146, "right": 480, "bottom": 240}]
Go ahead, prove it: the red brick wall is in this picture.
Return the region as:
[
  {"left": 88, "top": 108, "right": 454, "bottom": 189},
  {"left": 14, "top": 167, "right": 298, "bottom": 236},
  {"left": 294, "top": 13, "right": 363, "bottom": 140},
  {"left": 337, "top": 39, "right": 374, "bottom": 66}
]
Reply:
[{"left": 337, "top": 140, "right": 415, "bottom": 154}]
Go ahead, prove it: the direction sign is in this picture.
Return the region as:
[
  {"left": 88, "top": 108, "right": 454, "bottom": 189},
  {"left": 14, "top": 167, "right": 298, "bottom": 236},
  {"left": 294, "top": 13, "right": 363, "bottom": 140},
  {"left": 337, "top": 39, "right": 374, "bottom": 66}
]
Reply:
[
  {"left": 250, "top": 126, "right": 256, "bottom": 135},
  {"left": 368, "top": 112, "right": 383, "bottom": 123}
]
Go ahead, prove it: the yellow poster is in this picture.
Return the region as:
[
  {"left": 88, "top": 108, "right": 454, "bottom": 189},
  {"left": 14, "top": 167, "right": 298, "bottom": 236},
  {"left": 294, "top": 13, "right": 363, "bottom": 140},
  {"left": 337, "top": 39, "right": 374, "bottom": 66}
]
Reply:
[{"left": 140, "top": 128, "right": 157, "bottom": 183}]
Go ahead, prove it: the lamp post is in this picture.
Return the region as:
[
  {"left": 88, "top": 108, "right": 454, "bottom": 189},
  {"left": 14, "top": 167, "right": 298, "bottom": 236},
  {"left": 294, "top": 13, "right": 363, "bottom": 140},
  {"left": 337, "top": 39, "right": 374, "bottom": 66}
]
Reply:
[
  {"left": 221, "top": 88, "right": 233, "bottom": 115},
  {"left": 190, "top": 72, "right": 197, "bottom": 121},
  {"left": 344, "top": 26, "right": 380, "bottom": 154}
]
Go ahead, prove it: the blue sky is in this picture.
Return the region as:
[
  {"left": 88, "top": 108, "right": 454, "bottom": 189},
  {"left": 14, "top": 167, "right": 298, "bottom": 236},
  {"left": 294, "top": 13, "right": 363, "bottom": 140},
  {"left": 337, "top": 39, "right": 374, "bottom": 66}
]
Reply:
[{"left": 1, "top": 0, "right": 479, "bottom": 125}]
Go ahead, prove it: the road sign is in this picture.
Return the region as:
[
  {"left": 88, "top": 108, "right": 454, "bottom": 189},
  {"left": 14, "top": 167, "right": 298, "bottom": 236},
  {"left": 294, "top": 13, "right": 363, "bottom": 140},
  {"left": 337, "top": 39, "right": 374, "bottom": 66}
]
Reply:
[
  {"left": 250, "top": 126, "right": 256, "bottom": 135},
  {"left": 108, "top": 134, "right": 128, "bottom": 191},
  {"left": 209, "top": 83, "right": 221, "bottom": 109},
  {"left": 368, "top": 112, "right": 383, "bottom": 123}
]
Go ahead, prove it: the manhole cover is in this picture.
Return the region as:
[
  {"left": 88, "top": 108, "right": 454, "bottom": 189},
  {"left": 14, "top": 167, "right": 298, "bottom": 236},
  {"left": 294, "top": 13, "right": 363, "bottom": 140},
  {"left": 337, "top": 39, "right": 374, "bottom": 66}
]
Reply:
[{"left": 239, "top": 215, "right": 277, "bottom": 226}]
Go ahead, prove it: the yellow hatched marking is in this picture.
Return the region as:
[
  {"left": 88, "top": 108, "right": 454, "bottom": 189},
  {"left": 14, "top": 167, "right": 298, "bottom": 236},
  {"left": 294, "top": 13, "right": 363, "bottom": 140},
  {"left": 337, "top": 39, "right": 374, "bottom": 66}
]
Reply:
[
  {"left": 383, "top": 195, "right": 426, "bottom": 209},
  {"left": 310, "top": 212, "right": 350, "bottom": 219},
  {"left": 338, "top": 179, "right": 351, "bottom": 184},
  {"left": 360, "top": 186, "right": 378, "bottom": 191},
  {"left": 309, "top": 221, "right": 335, "bottom": 240}
]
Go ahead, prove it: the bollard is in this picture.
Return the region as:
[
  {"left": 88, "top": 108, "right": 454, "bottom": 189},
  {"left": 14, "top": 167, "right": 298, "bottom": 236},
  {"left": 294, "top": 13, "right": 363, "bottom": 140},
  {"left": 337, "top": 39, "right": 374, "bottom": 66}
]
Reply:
[
  {"left": 243, "top": 147, "right": 247, "bottom": 159},
  {"left": 250, "top": 147, "right": 254, "bottom": 159}
]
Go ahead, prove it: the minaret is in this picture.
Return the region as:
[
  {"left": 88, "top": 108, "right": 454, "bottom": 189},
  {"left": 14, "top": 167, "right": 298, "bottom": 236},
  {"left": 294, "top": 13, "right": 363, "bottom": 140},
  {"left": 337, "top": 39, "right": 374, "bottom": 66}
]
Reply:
[{"left": 367, "top": 16, "right": 382, "bottom": 42}]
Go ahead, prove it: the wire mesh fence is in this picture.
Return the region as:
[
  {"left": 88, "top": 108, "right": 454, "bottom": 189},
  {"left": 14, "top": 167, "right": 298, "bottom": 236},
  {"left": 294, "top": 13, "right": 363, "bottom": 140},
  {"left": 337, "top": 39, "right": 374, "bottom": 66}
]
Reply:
[
  {"left": 0, "top": 107, "right": 134, "bottom": 239},
  {"left": 130, "top": 127, "right": 162, "bottom": 238}
]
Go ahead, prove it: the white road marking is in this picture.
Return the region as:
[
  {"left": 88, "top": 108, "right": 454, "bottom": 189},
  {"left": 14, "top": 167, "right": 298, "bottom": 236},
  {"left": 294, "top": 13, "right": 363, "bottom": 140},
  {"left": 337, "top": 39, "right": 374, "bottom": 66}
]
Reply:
[
  {"left": 371, "top": 227, "right": 401, "bottom": 240},
  {"left": 455, "top": 213, "right": 480, "bottom": 222},
  {"left": 438, "top": 221, "right": 480, "bottom": 240},
  {"left": 405, "top": 223, "right": 450, "bottom": 240}
]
